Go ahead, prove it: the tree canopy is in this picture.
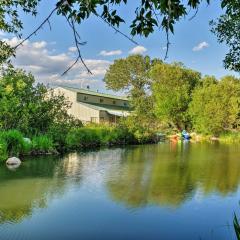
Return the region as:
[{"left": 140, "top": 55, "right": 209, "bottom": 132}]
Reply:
[
  {"left": 105, "top": 55, "right": 240, "bottom": 136},
  {"left": 151, "top": 62, "right": 201, "bottom": 130},
  {"left": 189, "top": 75, "right": 240, "bottom": 135},
  {"left": 0, "top": 67, "right": 81, "bottom": 135},
  {"left": 210, "top": 0, "right": 240, "bottom": 72},
  {"left": 104, "top": 55, "right": 160, "bottom": 141},
  {"left": 0, "top": 0, "right": 239, "bottom": 73}
]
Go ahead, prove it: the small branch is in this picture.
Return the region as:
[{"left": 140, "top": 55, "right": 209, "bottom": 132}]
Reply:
[
  {"left": 95, "top": 13, "right": 138, "bottom": 45},
  {"left": 62, "top": 17, "right": 92, "bottom": 75},
  {"left": 164, "top": 0, "right": 172, "bottom": 60},
  {"left": 189, "top": 8, "right": 199, "bottom": 21},
  {"left": 164, "top": 30, "right": 170, "bottom": 60},
  {"left": 13, "top": 6, "right": 58, "bottom": 49},
  {"left": 47, "top": 19, "right": 52, "bottom": 31},
  {"left": 65, "top": 17, "right": 86, "bottom": 45},
  {"left": 61, "top": 58, "right": 80, "bottom": 76}
]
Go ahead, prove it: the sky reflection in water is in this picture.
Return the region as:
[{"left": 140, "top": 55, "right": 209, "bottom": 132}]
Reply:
[{"left": 0, "top": 143, "right": 239, "bottom": 240}]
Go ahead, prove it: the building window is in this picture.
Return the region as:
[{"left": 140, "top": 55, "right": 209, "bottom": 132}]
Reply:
[
  {"left": 113, "top": 100, "right": 116, "bottom": 104},
  {"left": 100, "top": 98, "right": 104, "bottom": 103},
  {"left": 84, "top": 96, "right": 88, "bottom": 101},
  {"left": 90, "top": 117, "right": 98, "bottom": 123},
  {"left": 124, "top": 102, "right": 127, "bottom": 106}
]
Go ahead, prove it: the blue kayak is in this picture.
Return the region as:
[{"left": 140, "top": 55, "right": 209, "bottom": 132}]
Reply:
[{"left": 181, "top": 130, "right": 191, "bottom": 140}]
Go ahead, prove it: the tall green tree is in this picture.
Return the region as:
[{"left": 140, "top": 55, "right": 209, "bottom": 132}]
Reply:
[
  {"left": 189, "top": 75, "right": 240, "bottom": 135},
  {"left": 0, "top": 67, "right": 79, "bottom": 135},
  {"left": 104, "top": 54, "right": 155, "bottom": 111},
  {"left": 104, "top": 55, "right": 160, "bottom": 142},
  {"left": 151, "top": 62, "right": 201, "bottom": 130}
]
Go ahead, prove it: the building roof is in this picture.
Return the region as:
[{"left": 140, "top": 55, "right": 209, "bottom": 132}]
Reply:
[{"left": 58, "top": 86, "right": 129, "bottom": 101}]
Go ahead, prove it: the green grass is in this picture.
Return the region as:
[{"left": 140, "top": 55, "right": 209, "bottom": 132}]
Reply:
[
  {"left": 32, "top": 135, "right": 54, "bottom": 153},
  {"left": 0, "top": 130, "right": 26, "bottom": 157},
  {"left": 66, "top": 125, "right": 135, "bottom": 149},
  {"left": 219, "top": 132, "right": 240, "bottom": 143}
]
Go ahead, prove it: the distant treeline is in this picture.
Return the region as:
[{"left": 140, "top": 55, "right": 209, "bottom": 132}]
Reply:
[{"left": 104, "top": 55, "right": 240, "bottom": 137}]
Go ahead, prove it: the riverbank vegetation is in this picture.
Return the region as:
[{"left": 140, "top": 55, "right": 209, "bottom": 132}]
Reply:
[
  {"left": 0, "top": 67, "right": 159, "bottom": 161},
  {"left": 104, "top": 55, "right": 240, "bottom": 140},
  {"left": 1, "top": 55, "right": 240, "bottom": 161},
  {"left": 0, "top": 67, "right": 140, "bottom": 161}
]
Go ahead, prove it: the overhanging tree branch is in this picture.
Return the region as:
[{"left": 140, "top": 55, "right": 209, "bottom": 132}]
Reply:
[
  {"left": 94, "top": 13, "right": 138, "bottom": 46},
  {"left": 13, "top": 6, "right": 58, "bottom": 50},
  {"left": 62, "top": 17, "right": 91, "bottom": 75}
]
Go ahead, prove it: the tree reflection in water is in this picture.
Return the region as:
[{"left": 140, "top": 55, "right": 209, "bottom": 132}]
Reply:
[
  {"left": 0, "top": 143, "right": 239, "bottom": 228},
  {"left": 107, "top": 143, "right": 240, "bottom": 208},
  {"left": 0, "top": 153, "right": 83, "bottom": 223}
]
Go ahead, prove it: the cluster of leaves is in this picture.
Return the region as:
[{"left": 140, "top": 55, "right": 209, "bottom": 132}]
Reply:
[
  {"left": 189, "top": 75, "right": 240, "bottom": 135},
  {"left": 151, "top": 62, "right": 201, "bottom": 130},
  {"left": 56, "top": 0, "right": 210, "bottom": 37},
  {"left": 0, "top": 0, "right": 39, "bottom": 64},
  {"left": 0, "top": 67, "right": 81, "bottom": 137},
  {"left": 210, "top": 0, "right": 240, "bottom": 72},
  {"left": 1, "top": 0, "right": 240, "bottom": 73}
]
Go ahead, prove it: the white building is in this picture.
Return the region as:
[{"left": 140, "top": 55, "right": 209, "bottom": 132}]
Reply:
[{"left": 54, "top": 86, "right": 131, "bottom": 123}]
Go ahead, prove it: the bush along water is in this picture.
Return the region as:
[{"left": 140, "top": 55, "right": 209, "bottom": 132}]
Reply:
[
  {"left": 0, "top": 124, "right": 155, "bottom": 162},
  {"left": 0, "top": 130, "right": 57, "bottom": 162},
  {"left": 66, "top": 125, "right": 137, "bottom": 149},
  {"left": 31, "top": 135, "right": 56, "bottom": 155}
]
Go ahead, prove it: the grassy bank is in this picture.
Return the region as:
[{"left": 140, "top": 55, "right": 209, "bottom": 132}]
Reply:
[
  {"left": 218, "top": 132, "right": 240, "bottom": 143},
  {"left": 166, "top": 131, "right": 240, "bottom": 143},
  {"left": 0, "top": 125, "right": 157, "bottom": 162}
]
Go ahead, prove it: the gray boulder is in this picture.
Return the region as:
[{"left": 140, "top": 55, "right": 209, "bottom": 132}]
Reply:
[{"left": 6, "top": 157, "right": 21, "bottom": 166}]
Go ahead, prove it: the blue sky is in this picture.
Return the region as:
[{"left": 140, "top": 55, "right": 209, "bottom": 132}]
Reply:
[{"left": 2, "top": 1, "right": 238, "bottom": 92}]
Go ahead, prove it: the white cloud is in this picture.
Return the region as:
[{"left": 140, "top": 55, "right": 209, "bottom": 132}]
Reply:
[
  {"left": 32, "top": 41, "right": 47, "bottom": 49},
  {"left": 68, "top": 46, "right": 77, "bottom": 52},
  {"left": 193, "top": 41, "right": 209, "bottom": 51},
  {"left": 129, "top": 45, "right": 147, "bottom": 55},
  {"left": 4, "top": 37, "right": 111, "bottom": 89},
  {"left": 99, "top": 50, "right": 122, "bottom": 56}
]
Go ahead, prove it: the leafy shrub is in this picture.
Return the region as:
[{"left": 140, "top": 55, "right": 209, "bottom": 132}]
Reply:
[
  {"left": 32, "top": 135, "right": 54, "bottom": 153},
  {"left": 219, "top": 132, "right": 240, "bottom": 143},
  {"left": 0, "top": 130, "right": 25, "bottom": 157},
  {"left": 66, "top": 125, "right": 136, "bottom": 149},
  {"left": 48, "top": 119, "right": 83, "bottom": 151},
  {"left": 66, "top": 128, "right": 101, "bottom": 149}
]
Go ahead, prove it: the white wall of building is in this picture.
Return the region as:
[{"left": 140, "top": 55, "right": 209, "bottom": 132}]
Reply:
[{"left": 54, "top": 87, "right": 100, "bottom": 123}]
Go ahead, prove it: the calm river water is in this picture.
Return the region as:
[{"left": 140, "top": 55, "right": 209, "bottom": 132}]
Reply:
[{"left": 0, "top": 142, "right": 240, "bottom": 240}]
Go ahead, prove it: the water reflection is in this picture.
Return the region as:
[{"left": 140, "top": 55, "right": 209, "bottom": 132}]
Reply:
[
  {"left": 0, "top": 154, "right": 84, "bottom": 223},
  {"left": 107, "top": 143, "right": 240, "bottom": 208},
  {"left": 0, "top": 143, "right": 239, "bottom": 227},
  {"left": 0, "top": 149, "right": 124, "bottom": 224}
]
